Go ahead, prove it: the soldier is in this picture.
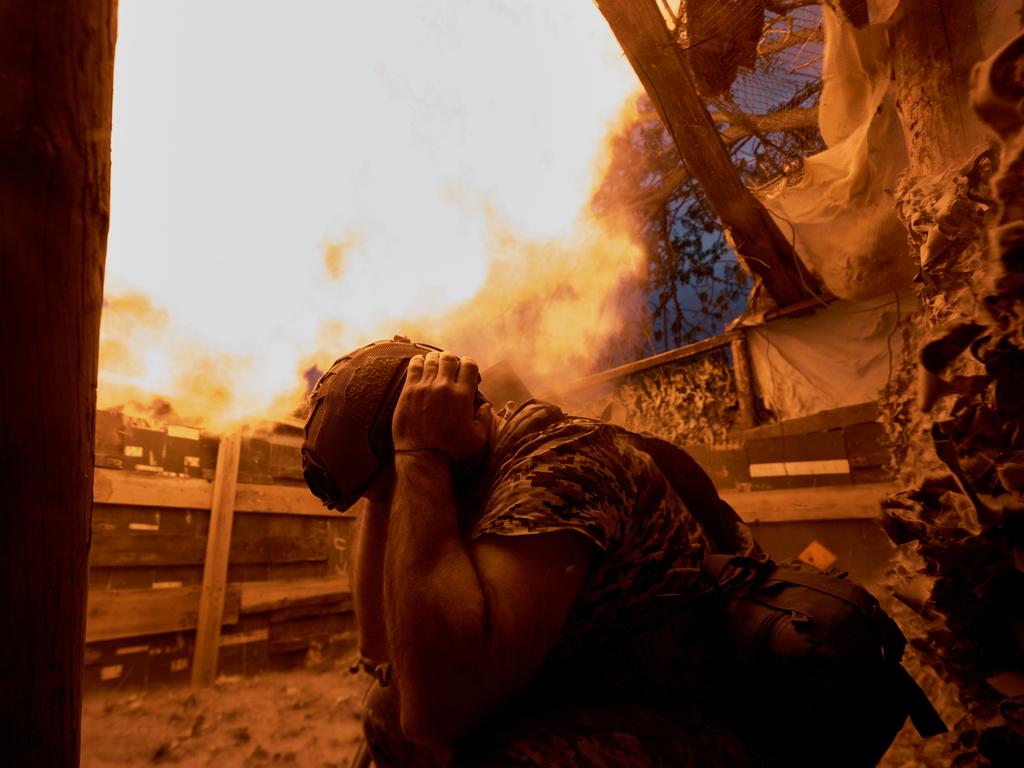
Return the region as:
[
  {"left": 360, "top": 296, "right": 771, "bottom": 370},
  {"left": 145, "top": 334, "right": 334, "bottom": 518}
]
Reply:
[{"left": 301, "top": 338, "right": 758, "bottom": 766}]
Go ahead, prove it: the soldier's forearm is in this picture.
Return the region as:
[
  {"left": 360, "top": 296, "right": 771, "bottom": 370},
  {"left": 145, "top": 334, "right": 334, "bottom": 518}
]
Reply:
[
  {"left": 353, "top": 498, "right": 389, "bottom": 665},
  {"left": 384, "top": 451, "right": 493, "bottom": 747}
]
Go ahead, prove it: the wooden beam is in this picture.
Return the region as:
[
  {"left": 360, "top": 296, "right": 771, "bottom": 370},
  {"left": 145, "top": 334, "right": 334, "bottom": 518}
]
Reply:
[
  {"left": 88, "top": 528, "right": 330, "bottom": 567},
  {"left": 191, "top": 433, "right": 241, "bottom": 686},
  {"left": 730, "top": 334, "right": 759, "bottom": 429},
  {"left": 92, "top": 466, "right": 349, "bottom": 517},
  {"left": 728, "top": 401, "right": 880, "bottom": 442},
  {"left": 85, "top": 585, "right": 240, "bottom": 643},
  {"left": 240, "top": 576, "right": 351, "bottom": 614},
  {"left": 594, "top": 0, "right": 814, "bottom": 307},
  {"left": 85, "top": 576, "right": 350, "bottom": 643},
  {"left": 722, "top": 483, "right": 897, "bottom": 523},
  {"left": 546, "top": 331, "right": 737, "bottom": 398},
  {"left": 235, "top": 481, "right": 340, "bottom": 517},
  {"left": 269, "top": 613, "right": 351, "bottom": 656},
  {"left": 761, "top": 292, "right": 836, "bottom": 321},
  {"left": 0, "top": 1, "right": 117, "bottom": 762},
  {"left": 890, "top": 0, "right": 988, "bottom": 177}
]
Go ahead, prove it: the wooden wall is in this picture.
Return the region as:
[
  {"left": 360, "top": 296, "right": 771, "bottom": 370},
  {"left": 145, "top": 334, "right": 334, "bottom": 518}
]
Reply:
[{"left": 85, "top": 452, "right": 357, "bottom": 689}]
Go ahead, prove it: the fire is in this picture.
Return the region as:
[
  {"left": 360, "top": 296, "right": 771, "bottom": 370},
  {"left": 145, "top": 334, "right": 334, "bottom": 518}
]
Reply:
[{"left": 100, "top": 1, "right": 645, "bottom": 429}]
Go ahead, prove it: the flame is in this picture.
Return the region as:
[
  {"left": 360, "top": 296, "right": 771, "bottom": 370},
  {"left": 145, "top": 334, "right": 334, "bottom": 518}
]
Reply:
[{"left": 101, "top": 1, "right": 645, "bottom": 429}]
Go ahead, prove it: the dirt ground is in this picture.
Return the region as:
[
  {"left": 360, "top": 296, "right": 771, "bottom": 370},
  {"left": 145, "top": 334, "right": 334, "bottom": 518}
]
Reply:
[
  {"left": 81, "top": 654, "right": 369, "bottom": 768},
  {"left": 82, "top": 648, "right": 953, "bottom": 767}
]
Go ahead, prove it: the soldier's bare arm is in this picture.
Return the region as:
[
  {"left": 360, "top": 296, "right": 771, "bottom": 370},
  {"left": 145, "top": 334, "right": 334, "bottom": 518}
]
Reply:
[
  {"left": 384, "top": 351, "right": 594, "bottom": 746},
  {"left": 352, "top": 493, "right": 390, "bottom": 667}
]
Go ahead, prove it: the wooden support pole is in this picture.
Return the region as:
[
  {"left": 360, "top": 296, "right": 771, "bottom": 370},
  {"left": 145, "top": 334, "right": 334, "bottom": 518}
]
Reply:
[
  {"left": 730, "top": 333, "right": 759, "bottom": 430},
  {"left": 593, "top": 0, "right": 815, "bottom": 307},
  {"left": 547, "top": 331, "right": 739, "bottom": 398},
  {"left": 0, "top": 2, "right": 117, "bottom": 763},
  {"left": 191, "top": 434, "right": 242, "bottom": 686},
  {"left": 890, "top": 0, "right": 988, "bottom": 177}
]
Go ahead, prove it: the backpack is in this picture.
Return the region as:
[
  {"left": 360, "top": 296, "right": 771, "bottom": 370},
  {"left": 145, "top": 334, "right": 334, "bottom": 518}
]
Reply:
[{"left": 635, "top": 432, "right": 947, "bottom": 766}]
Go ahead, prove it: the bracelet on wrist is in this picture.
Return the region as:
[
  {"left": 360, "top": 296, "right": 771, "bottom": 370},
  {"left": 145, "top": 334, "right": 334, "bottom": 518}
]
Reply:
[
  {"left": 393, "top": 446, "right": 453, "bottom": 465},
  {"left": 349, "top": 656, "right": 393, "bottom": 687}
]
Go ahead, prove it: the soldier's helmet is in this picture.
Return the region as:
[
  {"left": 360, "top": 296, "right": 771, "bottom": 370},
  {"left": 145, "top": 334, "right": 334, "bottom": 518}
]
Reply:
[{"left": 302, "top": 336, "right": 443, "bottom": 511}]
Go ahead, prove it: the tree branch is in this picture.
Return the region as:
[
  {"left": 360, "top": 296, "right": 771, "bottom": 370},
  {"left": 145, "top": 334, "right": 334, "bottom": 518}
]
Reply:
[
  {"left": 765, "top": 0, "right": 822, "bottom": 13},
  {"left": 758, "top": 25, "right": 823, "bottom": 57}
]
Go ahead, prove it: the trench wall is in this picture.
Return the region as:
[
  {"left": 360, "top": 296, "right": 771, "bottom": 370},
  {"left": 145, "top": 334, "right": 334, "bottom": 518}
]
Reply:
[{"left": 85, "top": 413, "right": 357, "bottom": 689}]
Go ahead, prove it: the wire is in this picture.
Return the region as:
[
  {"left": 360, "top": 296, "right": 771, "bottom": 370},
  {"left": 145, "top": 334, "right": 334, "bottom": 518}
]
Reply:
[{"left": 777, "top": 212, "right": 915, "bottom": 315}]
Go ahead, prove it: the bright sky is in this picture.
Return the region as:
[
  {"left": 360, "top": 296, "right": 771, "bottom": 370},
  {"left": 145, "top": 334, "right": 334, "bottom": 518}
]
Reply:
[{"left": 102, "top": 1, "right": 640, "bottom": 422}]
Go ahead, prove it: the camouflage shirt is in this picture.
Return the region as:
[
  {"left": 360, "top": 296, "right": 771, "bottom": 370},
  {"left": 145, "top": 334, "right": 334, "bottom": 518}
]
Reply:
[{"left": 468, "top": 401, "right": 713, "bottom": 669}]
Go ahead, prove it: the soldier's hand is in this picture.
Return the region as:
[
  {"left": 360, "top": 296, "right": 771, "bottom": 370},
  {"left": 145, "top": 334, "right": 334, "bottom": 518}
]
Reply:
[{"left": 392, "top": 351, "right": 492, "bottom": 462}]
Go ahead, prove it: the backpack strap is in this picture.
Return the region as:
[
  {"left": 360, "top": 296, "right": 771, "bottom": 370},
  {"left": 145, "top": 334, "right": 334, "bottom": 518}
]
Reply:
[
  {"left": 631, "top": 435, "right": 766, "bottom": 562},
  {"left": 703, "top": 553, "right": 769, "bottom": 581},
  {"left": 892, "top": 663, "right": 949, "bottom": 737}
]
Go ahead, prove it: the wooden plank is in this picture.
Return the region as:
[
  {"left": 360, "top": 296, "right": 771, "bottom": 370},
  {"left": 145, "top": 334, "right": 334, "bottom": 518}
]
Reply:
[
  {"left": 229, "top": 532, "right": 329, "bottom": 564},
  {"left": 727, "top": 401, "right": 880, "bottom": 442},
  {"left": 844, "top": 422, "right": 890, "bottom": 468},
  {"left": 268, "top": 612, "right": 350, "bottom": 656},
  {"left": 84, "top": 577, "right": 353, "bottom": 643},
  {"left": 546, "top": 332, "right": 737, "bottom": 398},
  {"left": 747, "top": 431, "right": 848, "bottom": 464},
  {"left": 89, "top": 534, "right": 208, "bottom": 567},
  {"left": 730, "top": 334, "right": 758, "bottom": 429},
  {"left": 93, "top": 467, "right": 210, "bottom": 508},
  {"left": 92, "top": 466, "right": 349, "bottom": 517},
  {"left": 192, "top": 433, "right": 241, "bottom": 686},
  {"left": 89, "top": 529, "right": 328, "bottom": 566},
  {"left": 85, "top": 585, "right": 240, "bottom": 643},
  {"left": 269, "top": 600, "right": 352, "bottom": 624},
  {"left": 721, "top": 483, "right": 898, "bottom": 523},
  {"left": 240, "top": 576, "right": 351, "bottom": 614}
]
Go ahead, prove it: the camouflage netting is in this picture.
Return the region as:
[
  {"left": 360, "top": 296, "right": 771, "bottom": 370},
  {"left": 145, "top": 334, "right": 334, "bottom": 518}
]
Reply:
[
  {"left": 879, "top": 148, "right": 996, "bottom": 486},
  {"left": 614, "top": 350, "right": 739, "bottom": 446},
  {"left": 562, "top": 349, "right": 740, "bottom": 447},
  {"left": 878, "top": 32, "right": 1024, "bottom": 767},
  {"left": 678, "top": 0, "right": 766, "bottom": 98}
]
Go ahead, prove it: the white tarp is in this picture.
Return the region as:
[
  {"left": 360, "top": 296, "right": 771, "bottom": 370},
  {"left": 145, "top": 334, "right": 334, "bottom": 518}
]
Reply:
[
  {"left": 760, "top": 4, "right": 916, "bottom": 301},
  {"left": 745, "top": 291, "right": 916, "bottom": 420}
]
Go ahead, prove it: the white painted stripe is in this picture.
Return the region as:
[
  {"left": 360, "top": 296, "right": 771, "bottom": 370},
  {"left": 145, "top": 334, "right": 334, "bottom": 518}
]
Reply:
[
  {"left": 749, "top": 462, "right": 787, "bottom": 477},
  {"left": 749, "top": 459, "right": 851, "bottom": 478},
  {"left": 219, "top": 628, "right": 269, "bottom": 647},
  {"left": 152, "top": 581, "right": 183, "bottom": 589},
  {"left": 167, "top": 425, "right": 200, "bottom": 440},
  {"left": 116, "top": 645, "right": 150, "bottom": 656},
  {"left": 128, "top": 522, "right": 159, "bottom": 531},
  {"left": 100, "top": 664, "right": 123, "bottom": 681}
]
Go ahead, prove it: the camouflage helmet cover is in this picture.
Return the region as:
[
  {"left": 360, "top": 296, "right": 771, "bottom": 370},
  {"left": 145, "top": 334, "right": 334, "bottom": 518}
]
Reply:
[{"left": 302, "top": 336, "right": 442, "bottom": 511}]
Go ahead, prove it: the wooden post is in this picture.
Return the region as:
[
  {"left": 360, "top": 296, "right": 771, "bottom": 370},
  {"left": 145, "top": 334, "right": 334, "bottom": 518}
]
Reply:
[
  {"left": 890, "top": 0, "right": 988, "bottom": 177},
  {"left": 594, "top": 0, "right": 814, "bottom": 307},
  {"left": 0, "top": 2, "right": 117, "bottom": 764},
  {"left": 191, "top": 433, "right": 242, "bottom": 686},
  {"left": 730, "top": 333, "right": 759, "bottom": 430}
]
